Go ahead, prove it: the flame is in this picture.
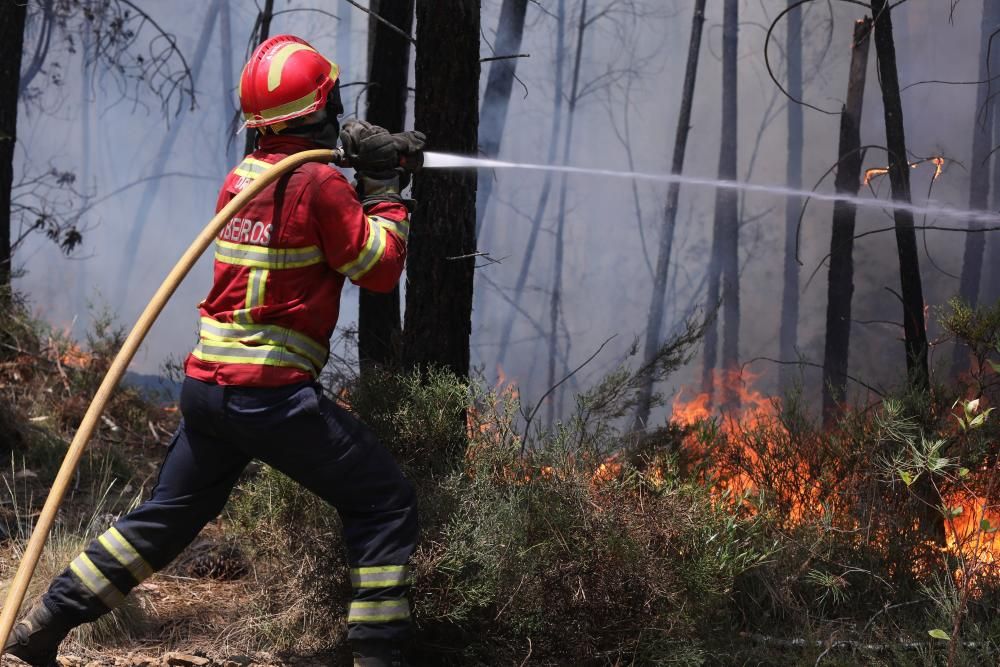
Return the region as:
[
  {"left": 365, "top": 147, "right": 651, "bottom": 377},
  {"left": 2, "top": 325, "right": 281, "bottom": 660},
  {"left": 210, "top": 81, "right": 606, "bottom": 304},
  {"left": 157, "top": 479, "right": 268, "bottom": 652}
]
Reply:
[
  {"left": 56, "top": 340, "right": 92, "bottom": 369},
  {"left": 863, "top": 156, "right": 945, "bottom": 186},
  {"left": 670, "top": 369, "right": 999, "bottom": 577}
]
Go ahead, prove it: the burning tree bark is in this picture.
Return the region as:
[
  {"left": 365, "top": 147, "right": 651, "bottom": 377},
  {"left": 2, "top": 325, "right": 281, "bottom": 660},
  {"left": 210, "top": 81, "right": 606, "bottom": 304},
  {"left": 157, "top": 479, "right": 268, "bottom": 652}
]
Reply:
[
  {"left": 358, "top": 0, "right": 414, "bottom": 371},
  {"left": 476, "top": 0, "right": 529, "bottom": 234},
  {"left": 869, "top": 0, "right": 929, "bottom": 393},
  {"left": 633, "top": 0, "right": 707, "bottom": 428},
  {"left": 402, "top": 0, "right": 479, "bottom": 377},
  {"left": 822, "top": 18, "right": 871, "bottom": 427},
  {"left": 953, "top": 0, "right": 1000, "bottom": 377},
  {"left": 0, "top": 0, "right": 27, "bottom": 288},
  {"left": 779, "top": 0, "right": 803, "bottom": 392},
  {"left": 702, "top": 0, "right": 740, "bottom": 407}
]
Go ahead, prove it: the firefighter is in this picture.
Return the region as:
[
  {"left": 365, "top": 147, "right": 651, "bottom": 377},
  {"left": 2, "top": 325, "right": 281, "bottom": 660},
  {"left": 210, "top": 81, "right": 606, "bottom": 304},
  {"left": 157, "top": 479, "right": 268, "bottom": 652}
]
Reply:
[{"left": 5, "top": 35, "right": 424, "bottom": 667}]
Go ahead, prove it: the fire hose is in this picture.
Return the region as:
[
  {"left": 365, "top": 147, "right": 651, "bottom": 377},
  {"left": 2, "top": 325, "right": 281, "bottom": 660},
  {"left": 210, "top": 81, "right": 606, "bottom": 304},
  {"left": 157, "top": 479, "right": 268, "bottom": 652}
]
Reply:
[{"left": 0, "top": 145, "right": 414, "bottom": 652}]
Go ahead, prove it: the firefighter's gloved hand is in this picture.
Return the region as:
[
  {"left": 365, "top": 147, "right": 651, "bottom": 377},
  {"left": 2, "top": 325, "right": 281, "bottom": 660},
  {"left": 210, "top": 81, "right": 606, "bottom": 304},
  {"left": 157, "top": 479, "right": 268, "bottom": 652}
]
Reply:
[
  {"left": 339, "top": 120, "right": 399, "bottom": 179},
  {"left": 392, "top": 130, "right": 426, "bottom": 166}
]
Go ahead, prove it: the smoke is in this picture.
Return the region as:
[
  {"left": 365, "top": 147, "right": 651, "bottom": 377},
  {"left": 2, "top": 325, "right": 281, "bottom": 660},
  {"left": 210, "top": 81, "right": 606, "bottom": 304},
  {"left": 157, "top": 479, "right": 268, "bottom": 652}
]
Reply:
[{"left": 13, "top": 1, "right": 991, "bottom": 423}]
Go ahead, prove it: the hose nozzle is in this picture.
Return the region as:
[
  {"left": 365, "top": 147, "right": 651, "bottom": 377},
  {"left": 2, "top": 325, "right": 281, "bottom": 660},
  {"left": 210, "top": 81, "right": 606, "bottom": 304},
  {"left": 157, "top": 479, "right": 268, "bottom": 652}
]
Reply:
[{"left": 329, "top": 146, "right": 424, "bottom": 172}]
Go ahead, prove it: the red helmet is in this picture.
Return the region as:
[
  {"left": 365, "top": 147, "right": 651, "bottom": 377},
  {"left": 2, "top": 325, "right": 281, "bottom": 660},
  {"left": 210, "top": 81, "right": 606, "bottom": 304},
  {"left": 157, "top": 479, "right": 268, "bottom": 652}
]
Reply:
[{"left": 239, "top": 35, "right": 339, "bottom": 130}]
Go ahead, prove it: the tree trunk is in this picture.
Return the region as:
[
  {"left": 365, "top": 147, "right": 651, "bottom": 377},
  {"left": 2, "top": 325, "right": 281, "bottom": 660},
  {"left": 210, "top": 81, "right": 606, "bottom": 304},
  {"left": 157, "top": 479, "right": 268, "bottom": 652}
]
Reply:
[
  {"left": 546, "top": 0, "right": 588, "bottom": 426},
  {"left": 402, "top": 0, "right": 479, "bottom": 377},
  {"left": 243, "top": 0, "right": 275, "bottom": 158},
  {"left": 633, "top": 0, "right": 707, "bottom": 429},
  {"left": 112, "top": 1, "right": 221, "bottom": 307},
  {"left": 476, "top": 0, "right": 529, "bottom": 235},
  {"left": 495, "top": 0, "right": 565, "bottom": 368},
  {"left": 336, "top": 0, "right": 353, "bottom": 82},
  {"left": 219, "top": 0, "right": 236, "bottom": 168},
  {"left": 987, "top": 13, "right": 1000, "bottom": 309},
  {"left": 955, "top": 0, "right": 1000, "bottom": 377},
  {"left": 358, "top": 0, "right": 414, "bottom": 372},
  {"left": 0, "top": 1, "right": 27, "bottom": 288},
  {"left": 778, "top": 0, "right": 802, "bottom": 391},
  {"left": 822, "top": 18, "right": 872, "bottom": 427},
  {"left": 718, "top": 0, "right": 740, "bottom": 407},
  {"left": 870, "top": 0, "right": 929, "bottom": 393}
]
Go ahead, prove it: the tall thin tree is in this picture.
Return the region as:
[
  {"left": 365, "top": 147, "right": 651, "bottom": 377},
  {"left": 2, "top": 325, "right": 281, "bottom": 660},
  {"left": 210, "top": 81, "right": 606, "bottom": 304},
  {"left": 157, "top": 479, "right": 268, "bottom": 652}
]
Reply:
[
  {"left": 219, "top": 0, "right": 236, "bottom": 168},
  {"left": 779, "top": 0, "right": 803, "bottom": 391},
  {"left": 546, "top": 0, "right": 589, "bottom": 425},
  {"left": 702, "top": 0, "right": 740, "bottom": 407},
  {"left": 359, "top": 0, "right": 414, "bottom": 371},
  {"left": 633, "top": 0, "right": 707, "bottom": 428},
  {"left": 476, "top": 0, "right": 529, "bottom": 235},
  {"left": 956, "top": 0, "right": 1000, "bottom": 373},
  {"left": 112, "top": 1, "right": 222, "bottom": 308},
  {"left": 822, "top": 17, "right": 872, "bottom": 426},
  {"left": 402, "top": 0, "right": 479, "bottom": 377},
  {"left": 243, "top": 0, "right": 274, "bottom": 159},
  {"left": 870, "top": 0, "right": 929, "bottom": 392},
  {"left": 0, "top": 1, "right": 28, "bottom": 288},
  {"left": 495, "top": 0, "right": 566, "bottom": 368}
]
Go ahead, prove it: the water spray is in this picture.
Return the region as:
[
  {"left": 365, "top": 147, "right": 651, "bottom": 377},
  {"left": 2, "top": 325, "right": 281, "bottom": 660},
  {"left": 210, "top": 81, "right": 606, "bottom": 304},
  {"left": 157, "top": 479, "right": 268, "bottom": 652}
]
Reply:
[{"left": 418, "top": 151, "right": 1000, "bottom": 225}]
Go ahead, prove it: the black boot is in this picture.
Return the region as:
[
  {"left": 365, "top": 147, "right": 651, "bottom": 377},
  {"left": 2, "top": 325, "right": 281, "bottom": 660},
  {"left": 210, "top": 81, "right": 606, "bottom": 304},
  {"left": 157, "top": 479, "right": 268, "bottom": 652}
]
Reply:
[
  {"left": 352, "top": 639, "right": 409, "bottom": 667},
  {"left": 3, "top": 600, "right": 73, "bottom": 667}
]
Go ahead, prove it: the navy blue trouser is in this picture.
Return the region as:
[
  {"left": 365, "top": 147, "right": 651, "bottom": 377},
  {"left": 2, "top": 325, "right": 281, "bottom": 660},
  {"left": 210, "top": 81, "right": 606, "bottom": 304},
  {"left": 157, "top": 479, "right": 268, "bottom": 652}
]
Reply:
[{"left": 43, "top": 377, "right": 418, "bottom": 642}]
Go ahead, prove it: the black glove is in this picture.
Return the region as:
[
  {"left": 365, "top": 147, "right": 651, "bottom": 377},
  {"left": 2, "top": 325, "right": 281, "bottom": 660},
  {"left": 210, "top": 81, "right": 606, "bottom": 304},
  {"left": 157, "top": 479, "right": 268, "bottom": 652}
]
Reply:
[
  {"left": 339, "top": 120, "right": 399, "bottom": 178},
  {"left": 392, "top": 130, "right": 427, "bottom": 166}
]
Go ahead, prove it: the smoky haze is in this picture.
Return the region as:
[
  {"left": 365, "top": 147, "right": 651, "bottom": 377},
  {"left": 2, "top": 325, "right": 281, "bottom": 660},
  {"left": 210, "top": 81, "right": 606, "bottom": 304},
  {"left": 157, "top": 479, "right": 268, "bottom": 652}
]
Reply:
[{"left": 13, "top": 1, "right": 988, "bottom": 423}]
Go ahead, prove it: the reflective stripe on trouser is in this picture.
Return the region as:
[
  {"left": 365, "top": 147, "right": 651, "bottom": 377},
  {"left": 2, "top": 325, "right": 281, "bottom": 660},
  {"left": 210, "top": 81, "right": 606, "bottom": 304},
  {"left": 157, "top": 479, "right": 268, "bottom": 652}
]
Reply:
[
  {"left": 42, "top": 377, "right": 418, "bottom": 640},
  {"left": 61, "top": 525, "right": 156, "bottom": 614},
  {"left": 347, "top": 565, "right": 412, "bottom": 634},
  {"left": 348, "top": 598, "right": 410, "bottom": 624}
]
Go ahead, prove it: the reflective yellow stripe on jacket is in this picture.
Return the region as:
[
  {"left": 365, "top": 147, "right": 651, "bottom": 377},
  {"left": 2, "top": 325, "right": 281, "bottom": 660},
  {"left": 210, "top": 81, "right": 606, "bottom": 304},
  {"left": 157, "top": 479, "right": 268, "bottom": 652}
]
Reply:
[
  {"left": 337, "top": 217, "right": 388, "bottom": 280},
  {"left": 198, "top": 318, "right": 327, "bottom": 371},
  {"left": 215, "top": 240, "right": 325, "bottom": 270},
  {"left": 233, "top": 157, "right": 272, "bottom": 181}
]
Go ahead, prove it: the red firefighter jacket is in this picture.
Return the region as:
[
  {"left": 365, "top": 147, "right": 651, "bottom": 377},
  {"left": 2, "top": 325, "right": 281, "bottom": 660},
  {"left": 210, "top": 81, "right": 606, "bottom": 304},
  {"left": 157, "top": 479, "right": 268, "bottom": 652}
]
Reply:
[{"left": 184, "top": 135, "right": 409, "bottom": 386}]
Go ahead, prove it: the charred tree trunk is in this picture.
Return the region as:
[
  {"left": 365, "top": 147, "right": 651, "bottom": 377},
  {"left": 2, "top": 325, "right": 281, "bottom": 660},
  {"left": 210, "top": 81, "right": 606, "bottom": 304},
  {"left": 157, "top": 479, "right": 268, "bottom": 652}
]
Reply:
[
  {"left": 0, "top": 1, "right": 27, "bottom": 288},
  {"left": 778, "top": 0, "right": 802, "bottom": 391},
  {"left": 402, "top": 0, "right": 479, "bottom": 377},
  {"left": 822, "top": 18, "right": 872, "bottom": 427},
  {"left": 988, "top": 29, "right": 1000, "bottom": 309},
  {"left": 955, "top": 0, "right": 1000, "bottom": 376},
  {"left": 870, "top": 0, "right": 929, "bottom": 393},
  {"left": 546, "top": 0, "right": 587, "bottom": 426},
  {"left": 987, "top": 18, "right": 1000, "bottom": 309},
  {"left": 705, "top": 0, "right": 740, "bottom": 407},
  {"left": 359, "top": 0, "right": 414, "bottom": 372},
  {"left": 633, "top": 0, "right": 707, "bottom": 429},
  {"left": 243, "top": 0, "right": 274, "bottom": 158},
  {"left": 496, "top": 0, "right": 565, "bottom": 368},
  {"left": 476, "top": 0, "right": 528, "bottom": 234}
]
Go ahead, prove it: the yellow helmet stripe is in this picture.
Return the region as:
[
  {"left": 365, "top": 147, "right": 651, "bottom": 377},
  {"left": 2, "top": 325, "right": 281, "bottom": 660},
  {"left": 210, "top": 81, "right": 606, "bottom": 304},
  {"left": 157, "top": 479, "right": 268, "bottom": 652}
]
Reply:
[{"left": 267, "top": 43, "right": 315, "bottom": 92}]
